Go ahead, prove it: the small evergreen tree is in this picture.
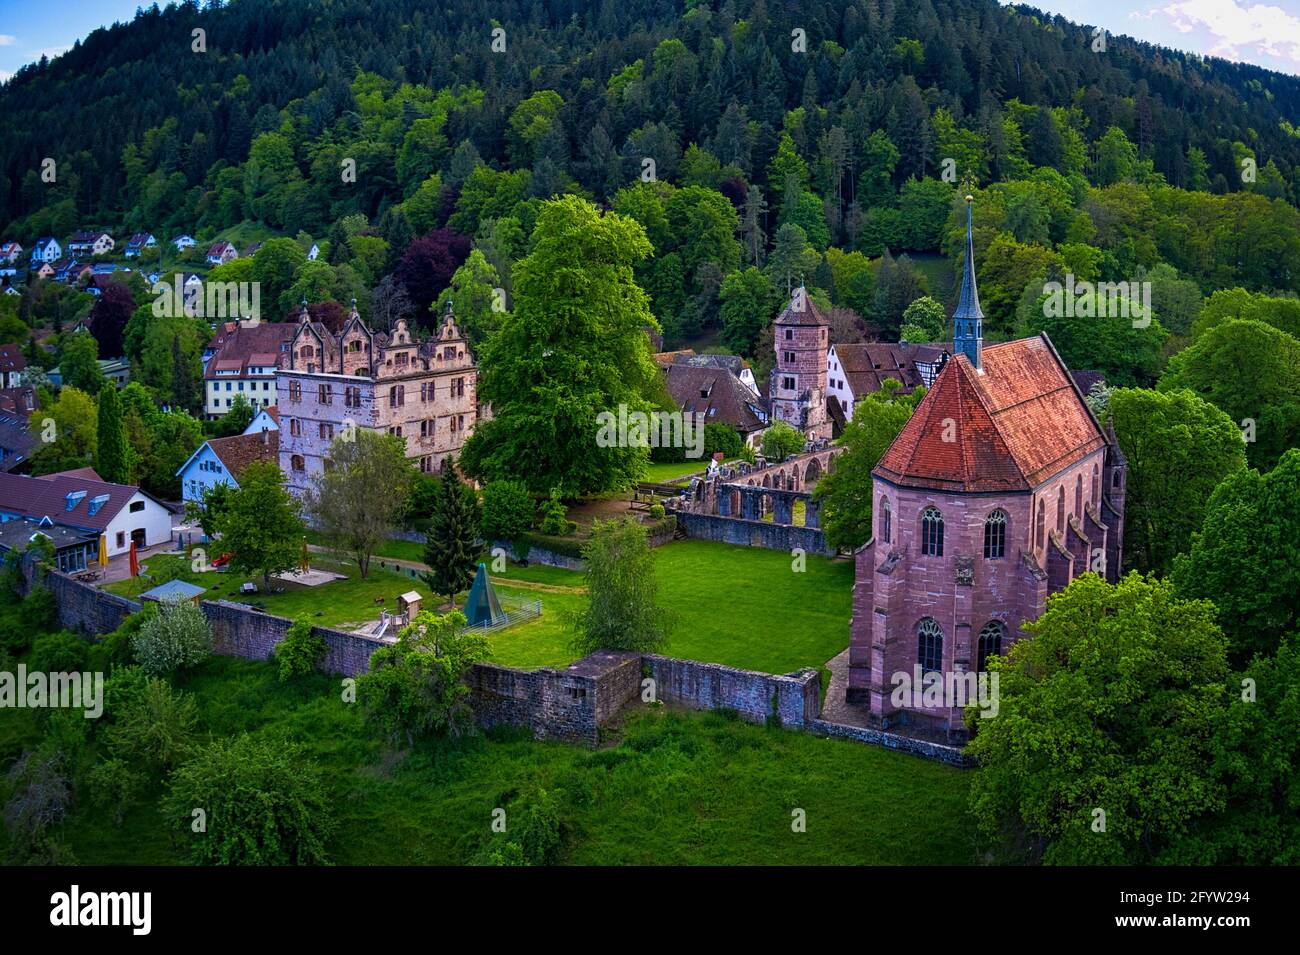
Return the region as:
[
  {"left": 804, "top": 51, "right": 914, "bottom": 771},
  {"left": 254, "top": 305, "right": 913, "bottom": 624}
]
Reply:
[
  {"left": 422, "top": 462, "right": 480, "bottom": 609},
  {"left": 96, "top": 382, "right": 129, "bottom": 484}
]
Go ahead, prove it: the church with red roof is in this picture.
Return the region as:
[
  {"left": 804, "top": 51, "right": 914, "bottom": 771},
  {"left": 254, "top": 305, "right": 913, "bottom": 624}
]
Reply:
[{"left": 846, "top": 196, "right": 1128, "bottom": 740}]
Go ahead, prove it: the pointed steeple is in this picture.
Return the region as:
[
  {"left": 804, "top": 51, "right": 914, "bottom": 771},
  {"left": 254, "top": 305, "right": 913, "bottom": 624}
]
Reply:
[{"left": 953, "top": 193, "right": 983, "bottom": 370}]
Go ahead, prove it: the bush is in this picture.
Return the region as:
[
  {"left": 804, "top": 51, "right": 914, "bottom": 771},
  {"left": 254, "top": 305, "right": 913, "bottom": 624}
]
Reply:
[
  {"left": 276, "top": 615, "right": 327, "bottom": 682},
  {"left": 702, "top": 423, "right": 743, "bottom": 461},
  {"left": 86, "top": 758, "right": 146, "bottom": 826},
  {"left": 573, "top": 519, "right": 671, "bottom": 656},
  {"left": 163, "top": 735, "right": 335, "bottom": 865},
  {"left": 131, "top": 599, "right": 212, "bottom": 676},
  {"left": 0, "top": 587, "right": 58, "bottom": 655},
  {"left": 28, "top": 631, "right": 89, "bottom": 674},
  {"left": 761, "top": 421, "right": 805, "bottom": 461},
  {"left": 538, "top": 489, "right": 569, "bottom": 536},
  {"left": 481, "top": 480, "right": 536, "bottom": 543},
  {"left": 102, "top": 671, "right": 198, "bottom": 772},
  {"left": 649, "top": 503, "right": 666, "bottom": 519},
  {"left": 472, "top": 788, "right": 565, "bottom": 866}
]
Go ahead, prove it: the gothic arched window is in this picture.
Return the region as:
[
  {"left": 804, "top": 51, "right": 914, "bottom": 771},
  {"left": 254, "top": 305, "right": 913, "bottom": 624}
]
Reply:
[
  {"left": 983, "top": 509, "right": 1007, "bottom": 559},
  {"left": 880, "top": 497, "right": 892, "bottom": 543},
  {"left": 921, "top": 506, "right": 944, "bottom": 557},
  {"left": 977, "top": 621, "right": 1005, "bottom": 672},
  {"left": 1093, "top": 464, "right": 1100, "bottom": 506},
  {"left": 918, "top": 618, "right": 944, "bottom": 674},
  {"left": 1056, "top": 487, "right": 1066, "bottom": 535},
  {"left": 1075, "top": 474, "right": 1083, "bottom": 518},
  {"left": 1036, "top": 500, "right": 1046, "bottom": 549}
]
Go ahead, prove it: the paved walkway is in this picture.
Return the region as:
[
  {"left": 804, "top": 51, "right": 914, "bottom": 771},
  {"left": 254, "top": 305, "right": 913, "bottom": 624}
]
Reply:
[{"left": 818, "top": 649, "right": 873, "bottom": 728}]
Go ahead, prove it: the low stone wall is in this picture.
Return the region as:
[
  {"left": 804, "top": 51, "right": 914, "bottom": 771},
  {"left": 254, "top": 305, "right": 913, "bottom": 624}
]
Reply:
[
  {"left": 674, "top": 511, "right": 835, "bottom": 557},
  {"left": 203, "top": 600, "right": 388, "bottom": 677},
  {"left": 45, "top": 571, "right": 141, "bottom": 635},
  {"left": 644, "top": 654, "right": 821, "bottom": 728},
  {"left": 809, "top": 718, "right": 974, "bottom": 767}
]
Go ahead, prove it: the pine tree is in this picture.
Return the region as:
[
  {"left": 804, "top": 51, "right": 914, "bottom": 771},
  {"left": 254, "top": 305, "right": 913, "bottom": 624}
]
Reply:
[
  {"left": 96, "top": 382, "right": 129, "bottom": 484},
  {"left": 421, "top": 462, "right": 481, "bottom": 609}
]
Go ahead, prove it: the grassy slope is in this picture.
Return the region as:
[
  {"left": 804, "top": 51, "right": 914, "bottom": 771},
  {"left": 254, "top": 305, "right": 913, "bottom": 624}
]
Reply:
[{"left": 9, "top": 655, "right": 971, "bottom": 865}]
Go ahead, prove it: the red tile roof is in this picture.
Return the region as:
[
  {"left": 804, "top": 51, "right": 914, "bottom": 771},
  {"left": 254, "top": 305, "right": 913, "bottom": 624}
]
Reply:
[
  {"left": 773, "top": 292, "right": 829, "bottom": 327},
  {"left": 0, "top": 471, "right": 157, "bottom": 533},
  {"left": 203, "top": 322, "right": 296, "bottom": 379},
  {"left": 873, "top": 333, "right": 1106, "bottom": 493},
  {"left": 832, "top": 342, "right": 945, "bottom": 395},
  {"left": 207, "top": 430, "right": 278, "bottom": 479},
  {"left": 0, "top": 344, "right": 26, "bottom": 375}
]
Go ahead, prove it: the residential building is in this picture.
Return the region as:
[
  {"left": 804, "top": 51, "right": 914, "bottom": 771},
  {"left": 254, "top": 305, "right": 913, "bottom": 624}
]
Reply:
[
  {"left": 67, "top": 231, "right": 115, "bottom": 256},
  {"left": 826, "top": 342, "right": 948, "bottom": 424},
  {"left": 205, "top": 241, "right": 237, "bottom": 266},
  {"left": 0, "top": 241, "right": 22, "bottom": 264},
  {"left": 0, "top": 518, "right": 99, "bottom": 575},
  {"left": 202, "top": 320, "right": 296, "bottom": 419},
  {"left": 124, "top": 233, "right": 156, "bottom": 257},
  {"left": 663, "top": 362, "right": 769, "bottom": 447},
  {"left": 0, "top": 471, "right": 173, "bottom": 557},
  {"left": 0, "top": 344, "right": 26, "bottom": 388},
  {"left": 30, "top": 237, "right": 61, "bottom": 265},
  {"left": 0, "top": 409, "right": 35, "bottom": 473},
  {"left": 171, "top": 234, "right": 196, "bottom": 251},
  {"left": 176, "top": 428, "right": 280, "bottom": 506},
  {"left": 657, "top": 351, "right": 759, "bottom": 395},
  {"left": 277, "top": 303, "right": 477, "bottom": 495},
  {"left": 244, "top": 405, "right": 280, "bottom": 434}
]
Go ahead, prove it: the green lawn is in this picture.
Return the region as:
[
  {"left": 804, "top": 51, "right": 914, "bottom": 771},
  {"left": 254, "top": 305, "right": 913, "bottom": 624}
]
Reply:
[
  {"left": 643, "top": 459, "right": 717, "bottom": 484},
  {"left": 4, "top": 656, "right": 972, "bottom": 866},
  {"left": 107, "top": 540, "right": 853, "bottom": 676}
]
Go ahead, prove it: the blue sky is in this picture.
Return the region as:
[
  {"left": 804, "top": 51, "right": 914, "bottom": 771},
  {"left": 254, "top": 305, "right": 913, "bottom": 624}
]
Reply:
[{"left": 1, "top": 0, "right": 1299, "bottom": 80}]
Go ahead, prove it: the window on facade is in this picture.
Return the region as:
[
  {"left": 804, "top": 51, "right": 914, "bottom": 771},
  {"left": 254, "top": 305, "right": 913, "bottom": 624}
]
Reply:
[
  {"left": 289, "top": 381, "right": 302, "bottom": 402},
  {"left": 453, "top": 378, "right": 464, "bottom": 398},
  {"left": 345, "top": 386, "right": 361, "bottom": 409},
  {"left": 784, "top": 329, "right": 793, "bottom": 340},
  {"left": 291, "top": 455, "right": 305, "bottom": 471},
  {"left": 116, "top": 532, "right": 125, "bottom": 548},
  {"left": 319, "top": 423, "right": 333, "bottom": 440},
  {"left": 1112, "top": 469, "right": 1121, "bottom": 489},
  {"left": 288, "top": 418, "right": 300, "bottom": 436},
  {"left": 977, "top": 621, "right": 1005, "bottom": 672},
  {"left": 420, "top": 456, "right": 432, "bottom": 473},
  {"left": 389, "top": 385, "right": 405, "bottom": 408},
  {"left": 880, "top": 497, "right": 892, "bottom": 543},
  {"left": 783, "top": 351, "right": 795, "bottom": 363},
  {"left": 129, "top": 500, "right": 144, "bottom": 513},
  {"left": 984, "top": 510, "right": 1007, "bottom": 559},
  {"left": 917, "top": 618, "right": 943, "bottom": 674},
  {"left": 420, "top": 419, "right": 434, "bottom": 438},
  {"left": 420, "top": 382, "right": 431, "bottom": 402},
  {"left": 921, "top": 506, "right": 944, "bottom": 557},
  {"left": 1056, "top": 487, "right": 1066, "bottom": 534},
  {"left": 1075, "top": 475, "right": 1083, "bottom": 518},
  {"left": 782, "top": 376, "right": 795, "bottom": 390},
  {"left": 1036, "top": 500, "right": 1046, "bottom": 549},
  {"left": 318, "top": 383, "right": 332, "bottom": 404},
  {"left": 1093, "top": 464, "right": 1100, "bottom": 506}
]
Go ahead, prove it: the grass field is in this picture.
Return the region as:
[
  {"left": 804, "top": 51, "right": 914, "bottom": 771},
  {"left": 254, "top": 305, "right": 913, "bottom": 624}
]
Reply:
[
  {"left": 106, "top": 540, "right": 854, "bottom": 676},
  {"left": 0, "top": 655, "right": 973, "bottom": 866}
]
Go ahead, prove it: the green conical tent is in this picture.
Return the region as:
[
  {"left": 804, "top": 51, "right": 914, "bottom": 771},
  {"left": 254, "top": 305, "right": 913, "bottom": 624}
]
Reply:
[{"left": 465, "top": 562, "right": 506, "bottom": 627}]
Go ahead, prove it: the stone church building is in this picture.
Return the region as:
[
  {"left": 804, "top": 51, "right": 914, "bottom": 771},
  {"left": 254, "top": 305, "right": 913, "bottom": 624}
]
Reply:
[{"left": 846, "top": 198, "right": 1128, "bottom": 739}]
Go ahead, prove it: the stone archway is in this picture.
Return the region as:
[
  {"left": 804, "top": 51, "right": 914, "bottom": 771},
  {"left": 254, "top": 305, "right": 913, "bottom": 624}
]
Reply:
[{"left": 805, "top": 456, "right": 823, "bottom": 485}]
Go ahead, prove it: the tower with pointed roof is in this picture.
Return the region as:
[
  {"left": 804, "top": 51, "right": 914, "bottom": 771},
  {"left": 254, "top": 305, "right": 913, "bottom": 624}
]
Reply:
[
  {"left": 843, "top": 212, "right": 1128, "bottom": 741},
  {"left": 769, "top": 285, "right": 832, "bottom": 443},
  {"left": 953, "top": 193, "right": 984, "bottom": 370}
]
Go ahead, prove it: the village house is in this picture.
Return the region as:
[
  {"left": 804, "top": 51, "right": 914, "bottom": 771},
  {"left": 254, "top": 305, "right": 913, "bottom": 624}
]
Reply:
[
  {"left": 67, "top": 231, "right": 115, "bottom": 257},
  {"left": 35, "top": 262, "right": 55, "bottom": 280},
  {"left": 30, "top": 237, "right": 61, "bottom": 265},
  {"left": 662, "top": 361, "right": 769, "bottom": 448},
  {"left": 826, "top": 342, "right": 948, "bottom": 425},
  {"left": 244, "top": 405, "right": 280, "bottom": 434},
  {"left": 657, "top": 351, "right": 760, "bottom": 396},
  {"left": 202, "top": 319, "right": 296, "bottom": 419},
  {"left": 206, "top": 241, "right": 238, "bottom": 266},
  {"left": 0, "top": 518, "right": 100, "bottom": 575},
  {"left": 171, "top": 234, "right": 196, "bottom": 251},
  {"left": 0, "top": 408, "right": 36, "bottom": 474},
  {"left": 0, "top": 241, "right": 22, "bottom": 264},
  {"left": 176, "top": 428, "right": 280, "bottom": 506},
  {"left": 0, "top": 344, "right": 26, "bottom": 388},
  {"left": 124, "top": 233, "right": 156, "bottom": 257},
  {"left": 846, "top": 199, "right": 1127, "bottom": 741},
  {"left": 276, "top": 302, "right": 478, "bottom": 495},
  {"left": 0, "top": 470, "right": 173, "bottom": 558}
]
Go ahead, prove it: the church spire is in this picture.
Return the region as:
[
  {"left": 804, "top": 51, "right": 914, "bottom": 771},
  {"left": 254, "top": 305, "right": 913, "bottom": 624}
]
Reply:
[{"left": 953, "top": 192, "right": 984, "bottom": 370}]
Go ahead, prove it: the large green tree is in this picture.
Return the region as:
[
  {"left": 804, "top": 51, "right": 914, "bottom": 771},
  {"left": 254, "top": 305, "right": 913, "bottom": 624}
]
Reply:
[
  {"left": 461, "top": 195, "right": 661, "bottom": 495},
  {"left": 421, "top": 463, "right": 481, "bottom": 609},
  {"left": 213, "top": 460, "right": 305, "bottom": 585},
  {"left": 95, "top": 383, "right": 130, "bottom": 484},
  {"left": 967, "top": 573, "right": 1230, "bottom": 864},
  {"left": 1173, "top": 448, "right": 1300, "bottom": 662},
  {"left": 1107, "top": 388, "right": 1247, "bottom": 576}
]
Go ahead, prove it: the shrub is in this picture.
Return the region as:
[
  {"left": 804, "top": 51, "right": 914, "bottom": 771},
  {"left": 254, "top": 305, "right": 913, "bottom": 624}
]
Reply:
[
  {"left": 481, "top": 480, "right": 536, "bottom": 542},
  {"left": 0, "top": 587, "right": 57, "bottom": 655},
  {"left": 163, "top": 735, "right": 335, "bottom": 865},
  {"left": 573, "top": 519, "right": 671, "bottom": 655},
  {"left": 472, "top": 788, "right": 565, "bottom": 866},
  {"left": 28, "top": 631, "right": 89, "bottom": 674},
  {"left": 761, "top": 421, "right": 805, "bottom": 461},
  {"left": 131, "top": 599, "right": 212, "bottom": 676},
  {"left": 648, "top": 503, "right": 666, "bottom": 519},
  {"left": 538, "top": 489, "right": 568, "bottom": 536},
  {"left": 86, "top": 758, "right": 146, "bottom": 826},
  {"left": 102, "top": 673, "right": 198, "bottom": 773},
  {"left": 702, "top": 423, "right": 743, "bottom": 461},
  {"left": 276, "top": 615, "right": 327, "bottom": 682}
]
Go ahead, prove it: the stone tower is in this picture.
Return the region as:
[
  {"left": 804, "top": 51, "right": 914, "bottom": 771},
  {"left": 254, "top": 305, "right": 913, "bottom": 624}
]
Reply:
[{"left": 769, "top": 286, "right": 831, "bottom": 442}]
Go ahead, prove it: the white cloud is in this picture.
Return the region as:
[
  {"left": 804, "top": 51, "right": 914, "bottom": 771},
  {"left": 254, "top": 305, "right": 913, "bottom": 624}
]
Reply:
[
  {"left": 1147, "top": 0, "right": 1300, "bottom": 68},
  {"left": 0, "top": 35, "right": 16, "bottom": 47}
]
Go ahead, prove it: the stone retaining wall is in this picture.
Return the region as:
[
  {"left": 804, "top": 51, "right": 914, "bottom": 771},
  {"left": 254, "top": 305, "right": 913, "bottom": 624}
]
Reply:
[
  {"left": 644, "top": 654, "right": 821, "bottom": 727},
  {"left": 675, "top": 511, "right": 834, "bottom": 557}
]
